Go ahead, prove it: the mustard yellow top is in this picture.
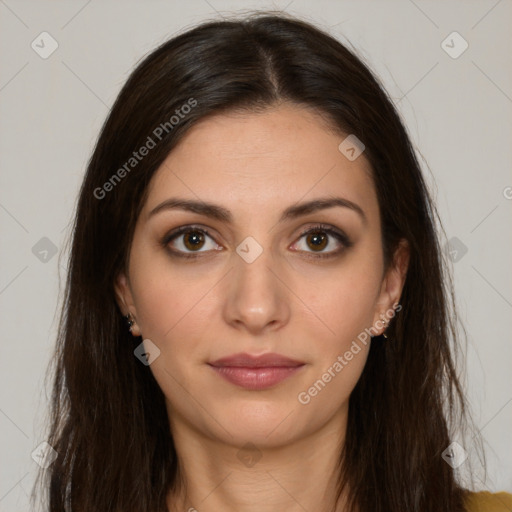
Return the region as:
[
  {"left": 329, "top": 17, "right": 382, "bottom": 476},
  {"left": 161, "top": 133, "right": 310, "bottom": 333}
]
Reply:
[{"left": 465, "top": 491, "right": 512, "bottom": 511}]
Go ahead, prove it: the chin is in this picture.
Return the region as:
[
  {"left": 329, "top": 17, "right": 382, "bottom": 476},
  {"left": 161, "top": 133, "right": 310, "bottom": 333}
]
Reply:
[{"left": 212, "top": 400, "right": 304, "bottom": 444}]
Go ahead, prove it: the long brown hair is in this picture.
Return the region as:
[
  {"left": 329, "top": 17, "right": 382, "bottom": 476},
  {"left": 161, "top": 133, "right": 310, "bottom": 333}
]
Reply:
[{"left": 33, "top": 11, "right": 483, "bottom": 511}]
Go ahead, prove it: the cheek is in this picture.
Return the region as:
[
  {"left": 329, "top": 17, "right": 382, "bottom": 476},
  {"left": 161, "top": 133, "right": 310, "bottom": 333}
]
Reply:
[
  {"left": 294, "top": 254, "right": 382, "bottom": 350},
  {"left": 132, "top": 274, "right": 209, "bottom": 344},
  {"left": 129, "top": 263, "right": 215, "bottom": 402},
  {"left": 293, "top": 264, "right": 379, "bottom": 410},
  {"left": 128, "top": 246, "right": 221, "bottom": 354}
]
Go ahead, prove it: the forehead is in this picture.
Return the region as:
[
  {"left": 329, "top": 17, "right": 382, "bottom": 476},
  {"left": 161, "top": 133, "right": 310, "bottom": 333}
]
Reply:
[{"left": 143, "top": 104, "right": 378, "bottom": 224}]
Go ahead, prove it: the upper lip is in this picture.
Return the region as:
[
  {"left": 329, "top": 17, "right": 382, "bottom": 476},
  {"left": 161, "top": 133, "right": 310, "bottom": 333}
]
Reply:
[{"left": 209, "top": 352, "right": 305, "bottom": 368}]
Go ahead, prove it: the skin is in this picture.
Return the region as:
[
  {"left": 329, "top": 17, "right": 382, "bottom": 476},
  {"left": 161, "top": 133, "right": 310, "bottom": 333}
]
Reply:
[{"left": 114, "top": 102, "right": 409, "bottom": 512}]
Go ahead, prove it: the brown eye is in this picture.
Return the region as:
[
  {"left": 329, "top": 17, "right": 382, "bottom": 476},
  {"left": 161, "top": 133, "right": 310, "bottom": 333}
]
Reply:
[
  {"left": 183, "top": 230, "right": 206, "bottom": 251},
  {"left": 305, "top": 231, "right": 328, "bottom": 252},
  {"left": 292, "top": 224, "right": 352, "bottom": 259},
  {"left": 163, "top": 226, "right": 221, "bottom": 258}
]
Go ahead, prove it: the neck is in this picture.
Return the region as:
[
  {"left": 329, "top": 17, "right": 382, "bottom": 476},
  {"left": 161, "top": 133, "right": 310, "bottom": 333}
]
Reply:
[{"left": 166, "top": 405, "right": 352, "bottom": 512}]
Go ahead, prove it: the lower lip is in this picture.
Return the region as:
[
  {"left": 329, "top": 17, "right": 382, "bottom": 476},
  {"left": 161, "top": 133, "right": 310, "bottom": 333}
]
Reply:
[{"left": 209, "top": 365, "right": 304, "bottom": 390}]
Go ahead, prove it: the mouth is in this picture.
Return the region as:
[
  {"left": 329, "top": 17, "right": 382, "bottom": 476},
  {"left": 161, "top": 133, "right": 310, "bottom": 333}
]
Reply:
[{"left": 208, "top": 352, "right": 305, "bottom": 390}]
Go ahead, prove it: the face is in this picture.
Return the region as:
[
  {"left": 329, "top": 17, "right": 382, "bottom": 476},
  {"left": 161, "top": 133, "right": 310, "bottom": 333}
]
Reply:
[{"left": 115, "top": 103, "right": 408, "bottom": 450}]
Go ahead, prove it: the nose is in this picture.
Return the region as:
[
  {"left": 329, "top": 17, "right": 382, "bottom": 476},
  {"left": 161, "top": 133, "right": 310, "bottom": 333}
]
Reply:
[{"left": 223, "top": 245, "right": 291, "bottom": 336}]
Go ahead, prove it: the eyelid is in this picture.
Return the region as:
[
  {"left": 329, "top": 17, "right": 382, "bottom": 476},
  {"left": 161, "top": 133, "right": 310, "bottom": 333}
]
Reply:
[
  {"left": 292, "top": 223, "right": 352, "bottom": 256},
  {"left": 161, "top": 222, "right": 352, "bottom": 259},
  {"left": 297, "top": 223, "right": 350, "bottom": 242},
  {"left": 161, "top": 224, "right": 220, "bottom": 256}
]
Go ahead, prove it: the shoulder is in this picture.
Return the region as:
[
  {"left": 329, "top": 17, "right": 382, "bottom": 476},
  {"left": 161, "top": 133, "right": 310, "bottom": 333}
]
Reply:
[{"left": 464, "top": 490, "right": 512, "bottom": 511}]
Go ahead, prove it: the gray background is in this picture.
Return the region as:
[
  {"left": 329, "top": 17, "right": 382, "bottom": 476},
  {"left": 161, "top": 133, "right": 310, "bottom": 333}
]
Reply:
[{"left": 0, "top": 0, "right": 511, "bottom": 509}]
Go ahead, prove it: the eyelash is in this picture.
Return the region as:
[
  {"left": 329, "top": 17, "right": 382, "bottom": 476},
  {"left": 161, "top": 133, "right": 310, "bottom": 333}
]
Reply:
[{"left": 161, "top": 223, "right": 353, "bottom": 260}]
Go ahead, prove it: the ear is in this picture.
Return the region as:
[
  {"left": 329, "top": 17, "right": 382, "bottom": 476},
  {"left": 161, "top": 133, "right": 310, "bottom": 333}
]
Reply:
[
  {"left": 372, "top": 239, "right": 410, "bottom": 335},
  {"left": 114, "top": 271, "right": 142, "bottom": 337}
]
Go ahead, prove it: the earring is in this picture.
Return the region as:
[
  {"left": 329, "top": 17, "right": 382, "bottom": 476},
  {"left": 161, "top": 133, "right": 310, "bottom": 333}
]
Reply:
[
  {"left": 381, "top": 317, "right": 389, "bottom": 339},
  {"left": 124, "top": 313, "right": 135, "bottom": 332}
]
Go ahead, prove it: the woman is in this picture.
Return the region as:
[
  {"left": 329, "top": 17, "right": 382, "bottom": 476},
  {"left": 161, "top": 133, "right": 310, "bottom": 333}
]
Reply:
[{"left": 34, "top": 11, "right": 512, "bottom": 512}]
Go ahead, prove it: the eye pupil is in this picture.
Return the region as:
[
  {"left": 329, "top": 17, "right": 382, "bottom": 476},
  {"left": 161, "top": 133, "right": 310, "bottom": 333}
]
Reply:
[
  {"left": 184, "top": 231, "right": 205, "bottom": 251},
  {"left": 307, "top": 231, "right": 327, "bottom": 251}
]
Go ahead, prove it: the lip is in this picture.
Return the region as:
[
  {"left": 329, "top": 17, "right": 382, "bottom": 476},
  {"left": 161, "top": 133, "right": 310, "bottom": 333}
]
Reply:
[
  {"left": 208, "top": 352, "right": 306, "bottom": 390},
  {"left": 209, "top": 352, "right": 305, "bottom": 368}
]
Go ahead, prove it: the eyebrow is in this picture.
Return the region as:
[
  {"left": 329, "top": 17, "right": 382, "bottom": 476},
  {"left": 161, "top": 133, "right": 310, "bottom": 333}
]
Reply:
[{"left": 148, "top": 196, "right": 367, "bottom": 224}]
